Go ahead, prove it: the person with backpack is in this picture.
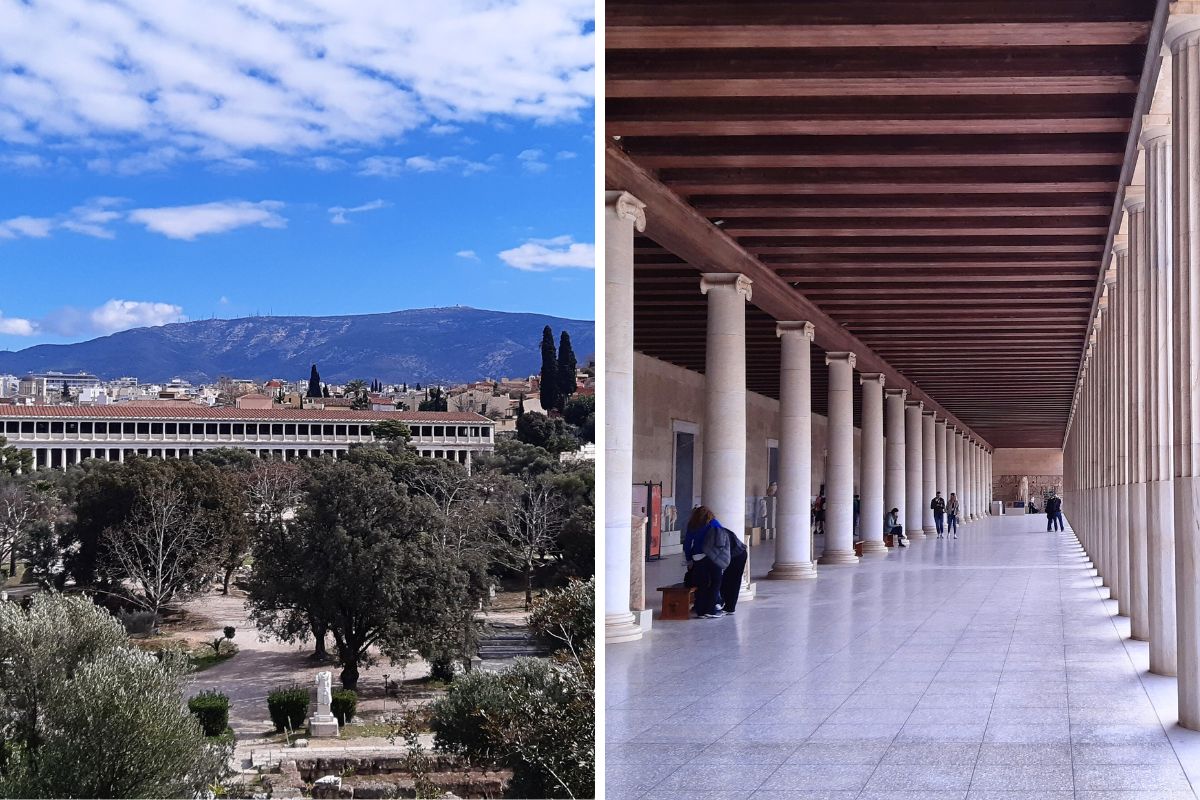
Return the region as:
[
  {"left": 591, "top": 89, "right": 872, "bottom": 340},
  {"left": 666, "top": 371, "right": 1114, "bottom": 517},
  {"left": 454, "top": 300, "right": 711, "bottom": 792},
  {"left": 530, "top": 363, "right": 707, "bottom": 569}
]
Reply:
[
  {"left": 930, "top": 491, "right": 947, "bottom": 538},
  {"left": 947, "top": 492, "right": 960, "bottom": 539},
  {"left": 683, "top": 506, "right": 728, "bottom": 618},
  {"left": 718, "top": 524, "right": 748, "bottom": 614}
]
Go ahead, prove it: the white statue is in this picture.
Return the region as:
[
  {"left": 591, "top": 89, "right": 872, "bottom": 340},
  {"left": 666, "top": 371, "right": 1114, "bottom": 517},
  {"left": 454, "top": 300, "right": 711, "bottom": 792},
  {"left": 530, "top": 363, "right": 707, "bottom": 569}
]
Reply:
[{"left": 309, "top": 671, "right": 339, "bottom": 738}]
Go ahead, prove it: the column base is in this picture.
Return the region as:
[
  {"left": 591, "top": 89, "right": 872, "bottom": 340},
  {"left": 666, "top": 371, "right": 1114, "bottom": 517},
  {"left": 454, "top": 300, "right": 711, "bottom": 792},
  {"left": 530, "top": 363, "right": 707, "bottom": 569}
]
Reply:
[
  {"left": 818, "top": 550, "right": 859, "bottom": 565},
  {"left": 922, "top": 526, "right": 937, "bottom": 537},
  {"left": 908, "top": 530, "right": 926, "bottom": 541},
  {"left": 767, "top": 561, "right": 818, "bottom": 579},
  {"left": 634, "top": 608, "right": 654, "bottom": 634},
  {"left": 858, "top": 540, "right": 888, "bottom": 555},
  {"left": 605, "top": 612, "right": 644, "bottom": 644},
  {"left": 739, "top": 581, "right": 757, "bottom": 600}
]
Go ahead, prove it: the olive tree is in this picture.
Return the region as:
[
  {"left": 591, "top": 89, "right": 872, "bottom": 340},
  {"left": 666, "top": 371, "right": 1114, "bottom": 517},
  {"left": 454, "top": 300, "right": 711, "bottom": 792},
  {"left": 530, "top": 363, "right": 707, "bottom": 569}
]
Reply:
[{"left": 0, "top": 594, "right": 227, "bottom": 798}]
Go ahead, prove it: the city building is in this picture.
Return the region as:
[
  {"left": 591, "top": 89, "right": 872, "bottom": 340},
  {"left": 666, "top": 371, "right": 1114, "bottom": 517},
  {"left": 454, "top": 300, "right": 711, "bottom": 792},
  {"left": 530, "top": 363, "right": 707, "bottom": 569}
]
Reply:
[{"left": 0, "top": 406, "right": 494, "bottom": 472}]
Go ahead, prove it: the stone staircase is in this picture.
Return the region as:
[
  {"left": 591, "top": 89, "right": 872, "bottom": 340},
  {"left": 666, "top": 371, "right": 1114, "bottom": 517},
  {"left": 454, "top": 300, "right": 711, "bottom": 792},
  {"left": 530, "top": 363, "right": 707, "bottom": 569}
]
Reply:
[{"left": 476, "top": 621, "right": 551, "bottom": 665}]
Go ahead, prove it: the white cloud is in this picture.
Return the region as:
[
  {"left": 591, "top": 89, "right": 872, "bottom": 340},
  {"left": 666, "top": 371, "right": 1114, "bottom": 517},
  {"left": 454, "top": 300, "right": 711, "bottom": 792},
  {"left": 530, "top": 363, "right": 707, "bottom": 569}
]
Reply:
[
  {"left": 87, "top": 147, "right": 182, "bottom": 176},
  {"left": 358, "top": 154, "right": 490, "bottom": 177},
  {"left": 2, "top": 299, "right": 186, "bottom": 338},
  {"left": 0, "top": 216, "right": 53, "bottom": 239},
  {"left": 128, "top": 200, "right": 286, "bottom": 240},
  {"left": 456, "top": 249, "right": 480, "bottom": 261},
  {"left": 59, "top": 197, "right": 125, "bottom": 239},
  {"left": 89, "top": 300, "right": 186, "bottom": 333},
  {"left": 429, "top": 123, "right": 461, "bottom": 135},
  {"left": 328, "top": 199, "right": 389, "bottom": 224},
  {"left": 517, "top": 148, "right": 549, "bottom": 173},
  {"left": 498, "top": 235, "right": 594, "bottom": 272},
  {"left": 218, "top": 295, "right": 231, "bottom": 305},
  {"left": 310, "top": 156, "right": 349, "bottom": 172},
  {"left": 0, "top": 313, "right": 35, "bottom": 336},
  {"left": 0, "top": 2, "right": 594, "bottom": 160},
  {"left": 555, "top": 150, "right": 577, "bottom": 160}
]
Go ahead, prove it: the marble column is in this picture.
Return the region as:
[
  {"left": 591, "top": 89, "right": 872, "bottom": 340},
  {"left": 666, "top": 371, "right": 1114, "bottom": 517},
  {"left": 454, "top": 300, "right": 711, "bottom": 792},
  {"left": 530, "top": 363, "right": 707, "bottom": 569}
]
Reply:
[
  {"left": 1145, "top": 113, "right": 1178, "bottom": 677},
  {"left": 935, "top": 418, "right": 948, "bottom": 501},
  {"left": 769, "top": 321, "right": 819, "bottom": 579},
  {"left": 963, "top": 438, "right": 974, "bottom": 523},
  {"left": 1169, "top": 16, "right": 1200, "bottom": 728},
  {"left": 904, "top": 400, "right": 925, "bottom": 540},
  {"left": 603, "top": 191, "right": 645, "bottom": 643},
  {"left": 700, "top": 272, "right": 755, "bottom": 598},
  {"left": 819, "top": 352, "right": 859, "bottom": 564},
  {"left": 1115, "top": 234, "right": 1131, "bottom": 617},
  {"left": 921, "top": 410, "right": 937, "bottom": 536},
  {"left": 858, "top": 373, "right": 887, "bottom": 555},
  {"left": 948, "top": 425, "right": 958, "bottom": 507},
  {"left": 953, "top": 429, "right": 964, "bottom": 519},
  {"left": 885, "top": 388, "right": 908, "bottom": 535}
]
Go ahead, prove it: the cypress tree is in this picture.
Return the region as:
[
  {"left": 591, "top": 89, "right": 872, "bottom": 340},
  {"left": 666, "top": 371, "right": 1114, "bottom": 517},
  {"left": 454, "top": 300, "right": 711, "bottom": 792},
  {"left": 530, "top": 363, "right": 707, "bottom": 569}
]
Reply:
[
  {"left": 307, "top": 364, "right": 322, "bottom": 398},
  {"left": 539, "top": 325, "right": 558, "bottom": 412},
  {"left": 322, "top": 384, "right": 330, "bottom": 398},
  {"left": 556, "top": 331, "right": 577, "bottom": 409}
]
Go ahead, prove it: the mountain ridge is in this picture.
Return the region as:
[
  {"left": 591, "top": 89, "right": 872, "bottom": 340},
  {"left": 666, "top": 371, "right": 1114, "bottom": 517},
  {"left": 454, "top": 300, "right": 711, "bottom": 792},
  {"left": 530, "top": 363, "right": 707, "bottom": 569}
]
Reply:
[{"left": 0, "top": 307, "right": 594, "bottom": 385}]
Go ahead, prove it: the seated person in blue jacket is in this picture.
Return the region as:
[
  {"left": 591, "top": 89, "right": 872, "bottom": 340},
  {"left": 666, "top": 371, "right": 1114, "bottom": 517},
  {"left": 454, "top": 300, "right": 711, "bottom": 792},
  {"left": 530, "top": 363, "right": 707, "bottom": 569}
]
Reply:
[{"left": 683, "top": 506, "right": 742, "bottom": 618}]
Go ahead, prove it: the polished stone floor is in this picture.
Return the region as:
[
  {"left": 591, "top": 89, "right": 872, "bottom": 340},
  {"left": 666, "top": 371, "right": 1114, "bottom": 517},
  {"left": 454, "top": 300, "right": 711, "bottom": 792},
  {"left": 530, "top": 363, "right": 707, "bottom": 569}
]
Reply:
[{"left": 605, "top": 513, "right": 1200, "bottom": 799}]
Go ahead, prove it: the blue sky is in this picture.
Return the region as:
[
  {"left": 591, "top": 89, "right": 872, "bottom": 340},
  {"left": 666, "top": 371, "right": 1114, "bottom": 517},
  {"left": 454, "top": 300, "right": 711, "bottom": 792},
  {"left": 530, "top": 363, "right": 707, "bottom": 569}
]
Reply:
[{"left": 0, "top": 0, "right": 595, "bottom": 351}]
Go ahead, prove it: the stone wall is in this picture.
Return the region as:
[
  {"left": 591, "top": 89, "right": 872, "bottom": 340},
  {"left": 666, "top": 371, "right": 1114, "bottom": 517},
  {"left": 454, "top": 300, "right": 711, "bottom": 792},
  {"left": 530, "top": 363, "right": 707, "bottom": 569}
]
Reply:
[{"left": 992, "top": 447, "right": 1063, "bottom": 503}]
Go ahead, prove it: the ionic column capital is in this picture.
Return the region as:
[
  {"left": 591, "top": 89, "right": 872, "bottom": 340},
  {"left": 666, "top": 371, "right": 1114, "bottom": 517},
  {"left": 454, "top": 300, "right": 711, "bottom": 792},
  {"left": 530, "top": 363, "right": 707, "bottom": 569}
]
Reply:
[
  {"left": 884, "top": 388, "right": 908, "bottom": 401},
  {"left": 1124, "top": 185, "right": 1146, "bottom": 212},
  {"left": 1113, "top": 233, "right": 1129, "bottom": 256},
  {"left": 1103, "top": 268, "right": 1117, "bottom": 286},
  {"left": 701, "top": 272, "right": 753, "bottom": 301},
  {"left": 604, "top": 190, "right": 646, "bottom": 231},
  {"left": 1141, "top": 114, "right": 1172, "bottom": 146},
  {"left": 825, "top": 351, "right": 856, "bottom": 369},
  {"left": 905, "top": 399, "right": 924, "bottom": 411},
  {"left": 859, "top": 372, "right": 885, "bottom": 387},
  {"left": 1165, "top": 7, "right": 1200, "bottom": 51},
  {"left": 776, "top": 320, "right": 815, "bottom": 340}
]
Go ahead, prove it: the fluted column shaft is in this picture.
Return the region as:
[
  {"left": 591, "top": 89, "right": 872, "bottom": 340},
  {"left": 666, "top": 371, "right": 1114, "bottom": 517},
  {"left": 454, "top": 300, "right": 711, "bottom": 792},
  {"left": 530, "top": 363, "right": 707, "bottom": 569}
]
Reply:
[
  {"left": 1115, "top": 237, "right": 1131, "bottom": 617},
  {"left": 859, "top": 374, "right": 887, "bottom": 555},
  {"left": 603, "top": 191, "right": 645, "bottom": 643},
  {"left": 885, "top": 388, "right": 908, "bottom": 531},
  {"left": 1170, "top": 19, "right": 1200, "bottom": 726},
  {"left": 921, "top": 411, "right": 937, "bottom": 535},
  {"left": 953, "top": 430, "right": 964, "bottom": 520},
  {"left": 905, "top": 400, "right": 926, "bottom": 540},
  {"left": 769, "top": 321, "right": 818, "bottom": 579},
  {"left": 1129, "top": 189, "right": 1150, "bottom": 640},
  {"left": 820, "top": 353, "right": 859, "bottom": 564},
  {"left": 936, "top": 418, "right": 948, "bottom": 501}
]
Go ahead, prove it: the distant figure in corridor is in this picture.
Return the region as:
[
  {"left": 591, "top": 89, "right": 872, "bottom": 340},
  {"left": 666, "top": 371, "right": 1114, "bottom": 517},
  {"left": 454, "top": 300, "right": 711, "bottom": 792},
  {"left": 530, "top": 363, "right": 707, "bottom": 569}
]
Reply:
[
  {"left": 886, "top": 507, "right": 907, "bottom": 547},
  {"left": 683, "top": 506, "right": 728, "bottom": 618},
  {"left": 1046, "top": 492, "right": 1065, "bottom": 532},
  {"left": 947, "top": 492, "right": 960, "bottom": 539},
  {"left": 931, "top": 491, "right": 947, "bottom": 538},
  {"left": 813, "top": 487, "right": 826, "bottom": 536}
]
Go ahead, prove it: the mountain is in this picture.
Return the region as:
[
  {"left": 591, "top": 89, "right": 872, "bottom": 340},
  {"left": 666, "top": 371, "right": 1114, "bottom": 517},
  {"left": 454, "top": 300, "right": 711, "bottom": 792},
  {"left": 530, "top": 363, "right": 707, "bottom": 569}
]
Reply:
[{"left": 0, "top": 307, "right": 595, "bottom": 385}]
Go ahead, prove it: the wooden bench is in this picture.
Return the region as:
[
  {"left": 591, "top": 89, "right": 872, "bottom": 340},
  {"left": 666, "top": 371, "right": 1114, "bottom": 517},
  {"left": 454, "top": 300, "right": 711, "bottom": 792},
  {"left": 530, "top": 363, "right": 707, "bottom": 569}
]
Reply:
[
  {"left": 853, "top": 534, "right": 897, "bottom": 556},
  {"left": 657, "top": 584, "right": 695, "bottom": 620}
]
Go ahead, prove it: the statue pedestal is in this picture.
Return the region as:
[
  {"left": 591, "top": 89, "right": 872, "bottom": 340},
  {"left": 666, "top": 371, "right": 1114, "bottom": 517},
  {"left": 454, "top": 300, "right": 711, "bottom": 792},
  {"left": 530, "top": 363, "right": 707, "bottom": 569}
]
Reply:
[{"left": 309, "top": 712, "right": 339, "bottom": 738}]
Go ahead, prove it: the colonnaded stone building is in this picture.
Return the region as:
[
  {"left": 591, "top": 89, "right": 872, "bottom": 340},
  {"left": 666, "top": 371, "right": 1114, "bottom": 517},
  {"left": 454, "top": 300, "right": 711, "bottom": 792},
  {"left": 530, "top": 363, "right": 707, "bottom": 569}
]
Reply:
[
  {"left": 604, "top": 1, "right": 1200, "bottom": 796},
  {"left": 0, "top": 406, "right": 495, "bottom": 471}
]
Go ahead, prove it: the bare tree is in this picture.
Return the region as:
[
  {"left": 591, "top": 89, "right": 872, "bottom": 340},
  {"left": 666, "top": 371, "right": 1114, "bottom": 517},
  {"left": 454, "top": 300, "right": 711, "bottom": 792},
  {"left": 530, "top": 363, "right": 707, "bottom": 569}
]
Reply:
[
  {"left": 0, "top": 481, "right": 36, "bottom": 575},
  {"left": 493, "top": 478, "right": 565, "bottom": 610},
  {"left": 104, "top": 478, "right": 221, "bottom": 622},
  {"left": 246, "top": 460, "right": 305, "bottom": 526}
]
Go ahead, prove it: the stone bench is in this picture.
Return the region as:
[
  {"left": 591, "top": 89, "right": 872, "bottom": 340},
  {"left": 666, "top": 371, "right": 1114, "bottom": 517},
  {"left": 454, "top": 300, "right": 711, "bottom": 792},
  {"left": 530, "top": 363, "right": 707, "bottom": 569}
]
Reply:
[
  {"left": 657, "top": 584, "right": 695, "bottom": 620},
  {"left": 853, "top": 534, "right": 897, "bottom": 556}
]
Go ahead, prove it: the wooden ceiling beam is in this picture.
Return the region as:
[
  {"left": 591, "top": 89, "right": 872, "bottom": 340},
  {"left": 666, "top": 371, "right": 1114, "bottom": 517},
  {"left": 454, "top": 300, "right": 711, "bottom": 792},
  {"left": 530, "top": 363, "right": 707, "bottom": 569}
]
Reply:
[
  {"left": 607, "top": 22, "right": 1149, "bottom": 49},
  {"left": 608, "top": 118, "right": 1131, "bottom": 136},
  {"left": 609, "top": 75, "right": 1138, "bottom": 98}
]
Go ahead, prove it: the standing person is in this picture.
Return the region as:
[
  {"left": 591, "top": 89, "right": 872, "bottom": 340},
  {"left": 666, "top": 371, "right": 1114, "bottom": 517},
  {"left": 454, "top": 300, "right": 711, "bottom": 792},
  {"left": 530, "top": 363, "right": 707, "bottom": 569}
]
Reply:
[
  {"left": 717, "top": 525, "right": 747, "bottom": 614},
  {"left": 853, "top": 493, "right": 861, "bottom": 536},
  {"left": 947, "top": 492, "right": 960, "bottom": 539},
  {"left": 1046, "top": 492, "right": 1064, "bottom": 532},
  {"left": 885, "top": 507, "right": 907, "bottom": 547},
  {"left": 813, "top": 487, "right": 826, "bottom": 536},
  {"left": 683, "top": 506, "right": 726, "bottom": 618},
  {"left": 930, "top": 491, "right": 947, "bottom": 538}
]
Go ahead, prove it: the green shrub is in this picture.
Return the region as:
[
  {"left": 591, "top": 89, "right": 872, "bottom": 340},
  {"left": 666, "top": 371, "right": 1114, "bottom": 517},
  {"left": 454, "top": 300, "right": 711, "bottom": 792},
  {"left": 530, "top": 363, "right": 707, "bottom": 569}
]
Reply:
[
  {"left": 187, "top": 690, "right": 230, "bottom": 737},
  {"left": 266, "top": 685, "right": 308, "bottom": 732},
  {"left": 529, "top": 577, "right": 595, "bottom": 653},
  {"left": 331, "top": 689, "right": 357, "bottom": 725},
  {"left": 431, "top": 654, "right": 595, "bottom": 798}
]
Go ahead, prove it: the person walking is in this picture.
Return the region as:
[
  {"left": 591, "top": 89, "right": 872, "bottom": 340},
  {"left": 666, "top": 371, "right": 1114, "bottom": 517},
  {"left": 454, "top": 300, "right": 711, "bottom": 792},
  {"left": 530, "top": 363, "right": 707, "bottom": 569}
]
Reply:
[
  {"left": 718, "top": 525, "right": 748, "bottom": 614},
  {"left": 930, "top": 491, "right": 946, "bottom": 538},
  {"left": 683, "top": 506, "right": 726, "bottom": 618},
  {"left": 947, "top": 492, "right": 960, "bottom": 539},
  {"left": 885, "top": 507, "right": 906, "bottom": 547},
  {"left": 1046, "top": 492, "right": 1064, "bottom": 532}
]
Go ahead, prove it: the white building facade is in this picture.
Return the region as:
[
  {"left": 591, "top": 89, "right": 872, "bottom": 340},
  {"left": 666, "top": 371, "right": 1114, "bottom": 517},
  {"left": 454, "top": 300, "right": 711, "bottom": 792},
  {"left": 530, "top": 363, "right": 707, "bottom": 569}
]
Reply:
[{"left": 0, "top": 406, "right": 494, "bottom": 471}]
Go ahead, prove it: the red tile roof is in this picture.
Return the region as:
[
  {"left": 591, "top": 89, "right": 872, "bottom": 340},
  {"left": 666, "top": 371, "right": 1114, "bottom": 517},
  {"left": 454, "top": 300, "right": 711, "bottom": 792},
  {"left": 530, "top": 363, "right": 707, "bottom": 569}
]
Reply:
[{"left": 0, "top": 406, "right": 490, "bottom": 423}]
